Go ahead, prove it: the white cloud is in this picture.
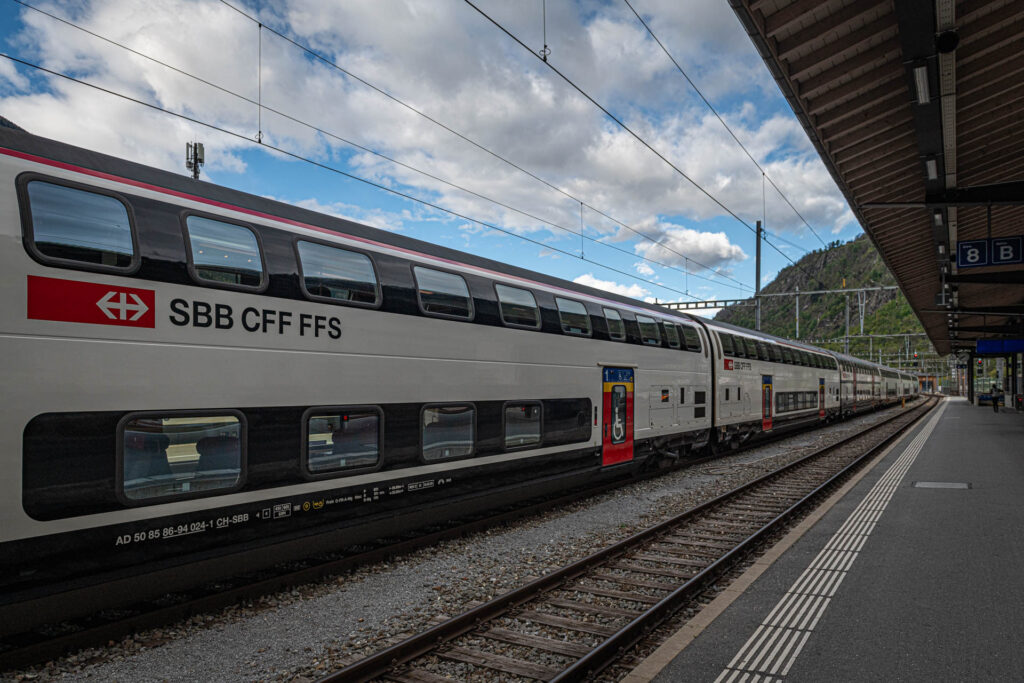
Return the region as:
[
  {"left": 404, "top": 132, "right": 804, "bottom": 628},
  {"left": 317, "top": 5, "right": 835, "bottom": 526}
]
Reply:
[
  {"left": 634, "top": 261, "right": 655, "bottom": 276},
  {"left": 687, "top": 307, "right": 722, "bottom": 318},
  {"left": 633, "top": 221, "right": 747, "bottom": 272},
  {"left": 0, "top": 0, "right": 855, "bottom": 258},
  {"left": 573, "top": 273, "right": 650, "bottom": 301}
]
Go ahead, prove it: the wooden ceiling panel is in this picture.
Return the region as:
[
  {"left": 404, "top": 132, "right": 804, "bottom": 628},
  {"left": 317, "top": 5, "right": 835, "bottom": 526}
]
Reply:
[{"left": 730, "top": 0, "right": 1024, "bottom": 355}]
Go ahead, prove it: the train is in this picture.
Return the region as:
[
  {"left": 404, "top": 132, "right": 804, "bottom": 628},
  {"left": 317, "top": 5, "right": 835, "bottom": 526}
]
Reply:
[{"left": 0, "top": 127, "right": 918, "bottom": 630}]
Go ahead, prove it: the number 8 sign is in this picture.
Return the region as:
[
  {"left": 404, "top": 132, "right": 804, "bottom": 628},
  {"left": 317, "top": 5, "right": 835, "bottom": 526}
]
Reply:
[{"left": 956, "top": 239, "right": 989, "bottom": 268}]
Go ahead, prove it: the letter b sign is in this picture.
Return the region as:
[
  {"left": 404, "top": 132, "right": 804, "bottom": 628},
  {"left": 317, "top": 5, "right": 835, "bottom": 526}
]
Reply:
[{"left": 991, "top": 237, "right": 1023, "bottom": 265}]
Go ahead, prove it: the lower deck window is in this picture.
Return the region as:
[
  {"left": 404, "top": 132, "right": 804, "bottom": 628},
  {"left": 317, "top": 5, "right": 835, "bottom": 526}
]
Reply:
[
  {"left": 504, "top": 403, "right": 541, "bottom": 448},
  {"left": 423, "top": 405, "right": 475, "bottom": 461},
  {"left": 122, "top": 415, "right": 242, "bottom": 501},
  {"left": 307, "top": 409, "right": 380, "bottom": 473}
]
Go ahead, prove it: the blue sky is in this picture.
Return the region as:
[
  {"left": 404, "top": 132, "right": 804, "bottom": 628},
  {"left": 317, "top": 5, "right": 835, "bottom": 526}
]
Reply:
[{"left": 0, "top": 0, "right": 863, "bottom": 314}]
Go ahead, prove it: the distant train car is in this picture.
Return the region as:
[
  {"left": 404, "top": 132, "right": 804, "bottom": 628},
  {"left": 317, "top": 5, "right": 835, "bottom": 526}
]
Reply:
[{"left": 0, "top": 128, "right": 914, "bottom": 629}]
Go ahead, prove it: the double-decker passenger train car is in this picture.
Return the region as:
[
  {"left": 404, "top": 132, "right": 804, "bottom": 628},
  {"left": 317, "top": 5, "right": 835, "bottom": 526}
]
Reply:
[{"left": 0, "top": 128, "right": 915, "bottom": 630}]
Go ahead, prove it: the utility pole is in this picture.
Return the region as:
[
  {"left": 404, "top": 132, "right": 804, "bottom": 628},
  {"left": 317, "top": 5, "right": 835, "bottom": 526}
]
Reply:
[
  {"left": 186, "top": 141, "right": 205, "bottom": 180},
  {"left": 755, "top": 220, "right": 762, "bottom": 331},
  {"left": 844, "top": 294, "right": 850, "bottom": 355},
  {"left": 857, "top": 290, "right": 866, "bottom": 334},
  {"left": 794, "top": 285, "right": 799, "bottom": 339}
]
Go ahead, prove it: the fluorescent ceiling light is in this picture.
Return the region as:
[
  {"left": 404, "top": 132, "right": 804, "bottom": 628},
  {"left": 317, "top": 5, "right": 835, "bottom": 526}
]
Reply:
[
  {"left": 925, "top": 158, "right": 938, "bottom": 180},
  {"left": 913, "top": 65, "right": 930, "bottom": 104},
  {"left": 933, "top": 210, "right": 944, "bottom": 226}
]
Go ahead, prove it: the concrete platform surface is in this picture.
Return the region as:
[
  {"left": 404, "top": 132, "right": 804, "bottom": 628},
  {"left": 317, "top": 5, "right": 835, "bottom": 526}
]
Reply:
[{"left": 646, "top": 398, "right": 1024, "bottom": 682}]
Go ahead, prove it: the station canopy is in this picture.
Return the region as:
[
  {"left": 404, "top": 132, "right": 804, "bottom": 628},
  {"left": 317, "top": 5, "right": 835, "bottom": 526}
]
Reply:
[{"left": 730, "top": 0, "right": 1024, "bottom": 356}]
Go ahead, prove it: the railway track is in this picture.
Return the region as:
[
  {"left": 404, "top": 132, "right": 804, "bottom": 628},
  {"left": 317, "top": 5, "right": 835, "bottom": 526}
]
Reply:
[
  {"left": 0, "top": 403, "right": 916, "bottom": 672},
  {"left": 323, "top": 397, "right": 937, "bottom": 683}
]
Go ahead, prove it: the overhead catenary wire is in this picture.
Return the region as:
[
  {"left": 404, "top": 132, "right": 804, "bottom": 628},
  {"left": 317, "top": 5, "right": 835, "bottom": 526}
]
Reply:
[
  {"left": 622, "top": 0, "right": 828, "bottom": 250},
  {"left": 460, "top": 0, "right": 829, "bottom": 291},
  {"left": 10, "top": 0, "right": 752, "bottom": 295},
  {"left": 0, "top": 51, "right": 712, "bottom": 304},
  {"left": 215, "top": 0, "right": 746, "bottom": 291}
]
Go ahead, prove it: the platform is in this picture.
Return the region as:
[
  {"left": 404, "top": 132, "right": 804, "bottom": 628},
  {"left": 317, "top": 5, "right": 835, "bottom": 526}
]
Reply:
[{"left": 631, "top": 397, "right": 1024, "bottom": 682}]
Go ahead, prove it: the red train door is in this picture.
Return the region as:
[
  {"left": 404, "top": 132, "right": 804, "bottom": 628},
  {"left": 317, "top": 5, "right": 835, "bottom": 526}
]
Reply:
[
  {"left": 818, "top": 377, "right": 826, "bottom": 418},
  {"left": 762, "top": 374, "right": 773, "bottom": 431},
  {"left": 602, "top": 367, "right": 634, "bottom": 466}
]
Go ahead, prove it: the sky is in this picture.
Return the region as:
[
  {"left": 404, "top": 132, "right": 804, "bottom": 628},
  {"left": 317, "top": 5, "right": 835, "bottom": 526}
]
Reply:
[{"left": 0, "top": 0, "right": 863, "bottom": 317}]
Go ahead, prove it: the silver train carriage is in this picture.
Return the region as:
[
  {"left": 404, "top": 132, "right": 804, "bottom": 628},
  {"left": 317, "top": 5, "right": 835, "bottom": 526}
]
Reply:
[{"left": 0, "top": 128, "right": 915, "bottom": 629}]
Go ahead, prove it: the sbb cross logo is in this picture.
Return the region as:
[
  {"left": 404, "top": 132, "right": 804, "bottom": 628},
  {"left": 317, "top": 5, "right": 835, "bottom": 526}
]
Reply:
[{"left": 27, "top": 275, "right": 156, "bottom": 328}]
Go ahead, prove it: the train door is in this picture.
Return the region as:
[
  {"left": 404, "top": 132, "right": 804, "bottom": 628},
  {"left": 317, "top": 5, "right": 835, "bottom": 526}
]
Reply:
[
  {"left": 602, "top": 367, "right": 634, "bottom": 466},
  {"left": 761, "top": 375, "right": 773, "bottom": 431},
  {"left": 818, "top": 378, "right": 825, "bottom": 419}
]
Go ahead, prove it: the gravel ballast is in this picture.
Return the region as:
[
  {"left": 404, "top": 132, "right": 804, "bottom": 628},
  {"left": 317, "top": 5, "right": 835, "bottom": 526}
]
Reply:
[{"left": 3, "top": 408, "right": 906, "bottom": 682}]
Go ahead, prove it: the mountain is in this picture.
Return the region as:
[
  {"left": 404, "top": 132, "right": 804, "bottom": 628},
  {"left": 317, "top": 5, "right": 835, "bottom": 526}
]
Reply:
[{"left": 713, "top": 234, "right": 929, "bottom": 362}]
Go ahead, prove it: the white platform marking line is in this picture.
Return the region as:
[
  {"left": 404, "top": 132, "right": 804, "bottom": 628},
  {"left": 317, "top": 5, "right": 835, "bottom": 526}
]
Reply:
[{"left": 714, "top": 402, "right": 946, "bottom": 680}]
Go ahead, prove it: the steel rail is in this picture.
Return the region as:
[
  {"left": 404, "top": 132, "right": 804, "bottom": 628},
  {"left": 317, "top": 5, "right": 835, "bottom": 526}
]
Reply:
[{"left": 325, "top": 397, "right": 934, "bottom": 682}]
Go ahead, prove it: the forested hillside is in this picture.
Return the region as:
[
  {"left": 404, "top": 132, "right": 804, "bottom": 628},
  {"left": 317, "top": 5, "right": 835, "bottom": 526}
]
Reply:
[{"left": 714, "top": 234, "right": 929, "bottom": 361}]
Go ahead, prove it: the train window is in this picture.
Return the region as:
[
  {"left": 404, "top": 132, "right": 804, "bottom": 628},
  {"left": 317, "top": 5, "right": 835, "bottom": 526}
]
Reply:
[
  {"left": 755, "top": 341, "right": 769, "bottom": 361},
  {"left": 495, "top": 284, "right": 541, "bottom": 328},
  {"left": 719, "top": 333, "right": 735, "bottom": 356},
  {"left": 305, "top": 408, "right": 380, "bottom": 474},
  {"left": 783, "top": 347, "right": 795, "bottom": 364},
  {"left": 414, "top": 267, "right": 473, "bottom": 320},
  {"left": 769, "top": 344, "right": 783, "bottom": 363},
  {"left": 743, "top": 337, "right": 758, "bottom": 359},
  {"left": 635, "top": 315, "right": 662, "bottom": 346},
  {"left": 729, "top": 335, "right": 743, "bottom": 358},
  {"left": 725, "top": 387, "right": 730, "bottom": 401},
  {"left": 504, "top": 402, "right": 542, "bottom": 448},
  {"left": 555, "top": 297, "right": 592, "bottom": 336},
  {"left": 297, "top": 241, "right": 380, "bottom": 306},
  {"left": 120, "top": 414, "right": 243, "bottom": 502},
  {"left": 23, "top": 179, "right": 137, "bottom": 271},
  {"left": 680, "top": 387, "right": 685, "bottom": 404},
  {"left": 663, "top": 323, "right": 681, "bottom": 349},
  {"left": 422, "top": 404, "right": 475, "bottom": 461},
  {"left": 681, "top": 325, "right": 702, "bottom": 353},
  {"left": 603, "top": 308, "right": 627, "bottom": 341},
  {"left": 694, "top": 391, "right": 706, "bottom": 404},
  {"left": 541, "top": 398, "right": 592, "bottom": 445},
  {"left": 185, "top": 215, "right": 265, "bottom": 289}
]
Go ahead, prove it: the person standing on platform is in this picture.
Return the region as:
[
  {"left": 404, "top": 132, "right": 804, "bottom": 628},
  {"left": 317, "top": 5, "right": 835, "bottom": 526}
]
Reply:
[{"left": 992, "top": 386, "right": 1001, "bottom": 413}]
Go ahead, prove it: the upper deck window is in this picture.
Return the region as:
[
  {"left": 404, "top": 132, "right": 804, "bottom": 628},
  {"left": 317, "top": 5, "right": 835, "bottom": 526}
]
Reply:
[
  {"left": 297, "top": 241, "right": 379, "bottom": 306},
  {"left": 24, "top": 179, "right": 136, "bottom": 271},
  {"left": 555, "top": 297, "right": 592, "bottom": 336},
  {"left": 663, "top": 323, "right": 681, "bottom": 349},
  {"left": 495, "top": 284, "right": 540, "bottom": 328},
  {"left": 413, "top": 266, "right": 473, "bottom": 320},
  {"left": 719, "top": 333, "right": 735, "bottom": 356},
  {"left": 681, "top": 325, "right": 702, "bottom": 353},
  {"left": 604, "top": 308, "right": 626, "bottom": 341},
  {"left": 635, "top": 315, "right": 661, "bottom": 346},
  {"left": 768, "top": 343, "right": 783, "bottom": 363},
  {"left": 185, "top": 215, "right": 265, "bottom": 289}
]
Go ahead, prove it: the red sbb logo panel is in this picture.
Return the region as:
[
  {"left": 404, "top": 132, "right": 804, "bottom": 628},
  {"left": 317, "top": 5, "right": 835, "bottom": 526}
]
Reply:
[{"left": 27, "top": 275, "right": 156, "bottom": 328}]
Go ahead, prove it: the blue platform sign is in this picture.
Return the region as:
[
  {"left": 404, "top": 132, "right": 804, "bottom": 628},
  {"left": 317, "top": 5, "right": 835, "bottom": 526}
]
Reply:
[
  {"left": 957, "top": 239, "right": 988, "bottom": 268},
  {"left": 991, "top": 237, "right": 1023, "bottom": 265}
]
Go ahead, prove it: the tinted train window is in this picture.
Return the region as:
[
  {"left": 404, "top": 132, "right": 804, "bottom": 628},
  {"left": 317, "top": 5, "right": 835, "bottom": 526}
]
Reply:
[
  {"left": 719, "top": 333, "right": 735, "bottom": 356},
  {"left": 663, "top": 323, "right": 681, "bottom": 349},
  {"left": 495, "top": 284, "right": 540, "bottom": 328},
  {"left": 297, "top": 241, "right": 379, "bottom": 306},
  {"left": 555, "top": 297, "right": 591, "bottom": 336},
  {"left": 504, "top": 402, "right": 541, "bottom": 448},
  {"left": 306, "top": 409, "right": 380, "bottom": 474},
  {"left": 25, "top": 180, "right": 136, "bottom": 270},
  {"left": 185, "top": 216, "right": 264, "bottom": 289},
  {"left": 121, "top": 414, "right": 242, "bottom": 502},
  {"left": 542, "top": 398, "right": 592, "bottom": 445},
  {"left": 414, "top": 267, "right": 473, "bottom": 320},
  {"left": 681, "top": 325, "right": 702, "bottom": 353},
  {"left": 744, "top": 337, "right": 758, "bottom": 359},
  {"left": 635, "top": 315, "right": 661, "bottom": 346},
  {"left": 422, "top": 404, "right": 474, "bottom": 461},
  {"left": 732, "top": 335, "right": 746, "bottom": 358},
  {"left": 604, "top": 308, "right": 626, "bottom": 341},
  {"left": 755, "top": 341, "right": 769, "bottom": 361},
  {"left": 769, "top": 344, "right": 783, "bottom": 363}
]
